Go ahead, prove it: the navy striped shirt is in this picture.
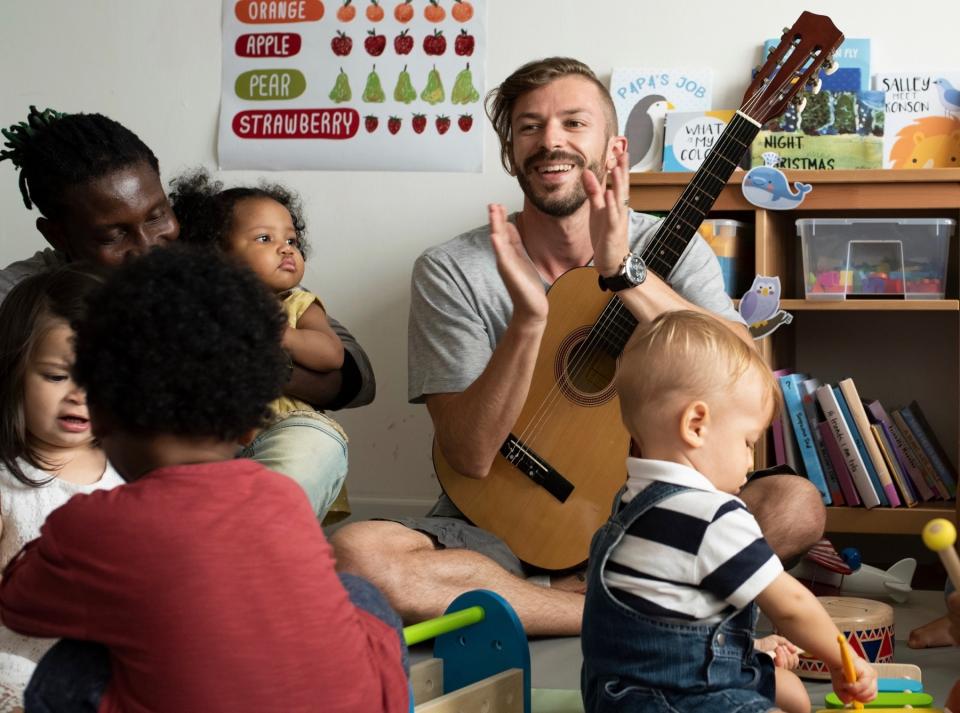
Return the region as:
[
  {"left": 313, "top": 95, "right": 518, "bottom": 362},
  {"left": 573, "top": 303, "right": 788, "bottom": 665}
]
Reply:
[{"left": 603, "top": 458, "right": 782, "bottom": 623}]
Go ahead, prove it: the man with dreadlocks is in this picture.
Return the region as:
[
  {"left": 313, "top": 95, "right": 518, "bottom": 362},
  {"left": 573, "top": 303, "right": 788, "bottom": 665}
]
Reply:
[{"left": 0, "top": 106, "right": 375, "bottom": 411}]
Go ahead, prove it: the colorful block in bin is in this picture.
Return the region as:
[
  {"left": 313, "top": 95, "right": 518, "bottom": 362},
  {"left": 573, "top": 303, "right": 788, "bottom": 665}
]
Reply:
[{"left": 698, "top": 219, "right": 751, "bottom": 298}]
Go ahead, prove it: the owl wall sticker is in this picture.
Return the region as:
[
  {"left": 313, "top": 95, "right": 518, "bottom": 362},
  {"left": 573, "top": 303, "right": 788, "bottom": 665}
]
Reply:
[{"left": 739, "top": 275, "right": 793, "bottom": 340}]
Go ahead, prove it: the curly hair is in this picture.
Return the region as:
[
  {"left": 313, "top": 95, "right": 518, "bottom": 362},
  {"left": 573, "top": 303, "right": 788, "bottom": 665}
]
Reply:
[
  {"left": 72, "top": 246, "right": 289, "bottom": 442},
  {"left": 169, "top": 168, "right": 309, "bottom": 259},
  {"left": 0, "top": 264, "right": 108, "bottom": 486},
  {"left": 485, "top": 57, "right": 618, "bottom": 174},
  {"left": 1, "top": 106, "right": 160, "bottom": 219}
]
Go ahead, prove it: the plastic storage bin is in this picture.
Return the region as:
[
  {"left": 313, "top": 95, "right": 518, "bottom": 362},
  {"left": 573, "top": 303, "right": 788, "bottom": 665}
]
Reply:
[
  {"left": 797, "top": 218, "right": 954, "bottom": 300},
  {"left": 700, "top": 218, "right": 752, "bottom": 298}
]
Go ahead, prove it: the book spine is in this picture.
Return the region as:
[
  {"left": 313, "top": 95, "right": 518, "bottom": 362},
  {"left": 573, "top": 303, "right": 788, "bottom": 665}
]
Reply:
[
  {"left": 772, "top": 418, "right": 786, "bottom": 465},
  {"left": 834, "top": 386, "right": 889, "bottom": 507},
  {"left": 892, "top": 410, "right": 948, "bottom": 499},
  {"left": 880, "top": 422, "right": 919, "bottom": 502},
  {"left": 838, "top": 379, "right": 900, "bottom": 507},
  {"left": 871, "top": 424, "right": 917, "bottom": 507},
  {"left": 801, "top": 386, "right": 844, "bottom": 504},
  {"left": 773, "top": 370, "right": 803, "bottom": 476},
  {"left": 900, "top": 405, "right": 957, "bottom": 498},
  {"left": 780, "top": 375, "right": 830, "bottom": 504},
  {"left": 818, "top": 420, "right": 861, "bottom": 506},
  {"left": 866, "top": 400, "right": 935, "bottom": 501},
  {"left": 816, "top": 385, "right": 880, "bottom": 508}
]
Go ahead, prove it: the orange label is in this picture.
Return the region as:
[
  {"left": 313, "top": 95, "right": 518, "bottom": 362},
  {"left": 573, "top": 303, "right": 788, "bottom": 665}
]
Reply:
[{"left": 235, "top": 0, "right": 324, "bottom": 24}]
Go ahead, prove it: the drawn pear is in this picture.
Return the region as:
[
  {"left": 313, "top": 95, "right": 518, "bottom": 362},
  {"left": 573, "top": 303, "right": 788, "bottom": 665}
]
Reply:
[
  {"left": 328, "top": 67, "right": 352, "bottom": 103},
  {"left": 451, "top": 62, "right": 479, "bottom": 105},
  {"left": 394, "top": 65, "right": 417, "bottom": 104},
  {"left": 421, "top": 65, "right": 445, "bottom": 105},
  {"left": 363, "top": 65, "right": 386, "bottom": 103}
]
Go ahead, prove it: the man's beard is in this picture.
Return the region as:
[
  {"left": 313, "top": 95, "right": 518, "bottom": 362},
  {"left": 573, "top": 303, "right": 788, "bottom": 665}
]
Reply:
[{"left": 516, "top": 149, "right": 605, "bottom": 218}]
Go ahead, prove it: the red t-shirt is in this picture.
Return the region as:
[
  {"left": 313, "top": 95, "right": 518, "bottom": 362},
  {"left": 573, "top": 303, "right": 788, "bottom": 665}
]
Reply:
[{"left": 0, "top": 459, "right": 408, "bottom": 713}]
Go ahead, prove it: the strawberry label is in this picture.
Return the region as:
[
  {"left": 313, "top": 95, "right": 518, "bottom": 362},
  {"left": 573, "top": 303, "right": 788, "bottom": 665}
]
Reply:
[{"left": 232, "top": 109, "right": 359, "bottom": 138}]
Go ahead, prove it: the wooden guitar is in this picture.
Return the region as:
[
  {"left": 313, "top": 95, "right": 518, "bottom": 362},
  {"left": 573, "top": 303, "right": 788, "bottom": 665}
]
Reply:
[{"left": 435, "top": 12, "right": 844, "bottom": 571}]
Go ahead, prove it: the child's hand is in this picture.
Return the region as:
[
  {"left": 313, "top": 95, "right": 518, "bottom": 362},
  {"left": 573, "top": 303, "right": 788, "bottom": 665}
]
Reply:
[
  {"left": 828, "top": 654, "right": 877, "bottom": 706},
  {"left": 754, "top": 634, "right": 800, "bottom": 669}
]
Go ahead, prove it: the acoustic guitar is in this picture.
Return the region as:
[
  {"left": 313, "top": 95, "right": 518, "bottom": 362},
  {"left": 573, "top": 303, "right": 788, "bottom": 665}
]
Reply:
[{"left": 436, "top": 12, "right": 844, "bottom": 571}]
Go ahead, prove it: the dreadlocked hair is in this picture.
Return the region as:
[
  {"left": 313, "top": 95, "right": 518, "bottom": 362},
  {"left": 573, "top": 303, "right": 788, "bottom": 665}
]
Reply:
[
  {"left": 0, "top": 106, "right": 160, "bottom": 218},
  {"left": 169, "top": 167, "right": 309, "bottom": 260}
]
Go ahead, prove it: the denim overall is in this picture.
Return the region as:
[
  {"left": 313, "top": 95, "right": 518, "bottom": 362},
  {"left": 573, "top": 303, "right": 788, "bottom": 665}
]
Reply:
[{"left": 581, "top": 481, "right": 776, "bottom": 713}]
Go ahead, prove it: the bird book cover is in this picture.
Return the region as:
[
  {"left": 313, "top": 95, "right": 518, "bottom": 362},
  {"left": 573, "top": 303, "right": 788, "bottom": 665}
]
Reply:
[
  {"left": 609, "top": 68, "right": 712, "bottom": 172},
  {"left": 872, "top": 71, "right": 960, "bottom": 169}
]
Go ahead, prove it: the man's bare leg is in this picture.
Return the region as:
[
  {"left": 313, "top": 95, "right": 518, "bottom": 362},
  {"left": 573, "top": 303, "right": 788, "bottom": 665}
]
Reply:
[
  {"left": 330, "top": 520, "right": 584, "bottom": 636},
  {"left": 740, "top": 474, "right": 825, "bottom": 561}
]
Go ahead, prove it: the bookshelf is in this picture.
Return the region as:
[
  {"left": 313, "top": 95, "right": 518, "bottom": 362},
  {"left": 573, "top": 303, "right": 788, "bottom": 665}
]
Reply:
[{"left": 629, "top": 168, "right": 960, "bottom": 535}]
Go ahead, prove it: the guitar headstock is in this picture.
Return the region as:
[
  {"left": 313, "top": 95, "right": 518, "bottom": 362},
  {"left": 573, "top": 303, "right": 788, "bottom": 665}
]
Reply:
[{"left": 740, "top": 12, "right": 843, "bottom": 125}]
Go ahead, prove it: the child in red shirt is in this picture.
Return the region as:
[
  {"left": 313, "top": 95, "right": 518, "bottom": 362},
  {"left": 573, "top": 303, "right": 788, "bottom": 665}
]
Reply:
[{"left": 0, "top": 247, "right": 409, "bottom": 713}]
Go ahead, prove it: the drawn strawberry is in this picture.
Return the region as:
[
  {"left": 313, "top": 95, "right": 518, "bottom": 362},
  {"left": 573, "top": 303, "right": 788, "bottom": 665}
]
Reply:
[
  {"left": 412, "top": 113, "right": 427, "bottom": 134},
  {"left": 364, "top": 28, "right": 386, "bottom": 56},
  {"left": 435, "top": 115, "right": 451, "bottom": 134},
  {"left": 454, "top": 29, "right": 474, "bottom": 56},
  {"left": 331, "top": 31, "right": 353, "bottom": 56},
  {"left": 365, "top": 115, "right": 379, "bottom": 133},
  {"left": 458, "top": 114, "right": 472, "bottom": 132},
  {"left": 422, "top": 29, "right": 446, "bottom": 56},
  {"left": 394, "top": 29, "right": 413, "bottom": 55},
  {"left": 388, "top": 116, "right": 402, "bottom": 134}
]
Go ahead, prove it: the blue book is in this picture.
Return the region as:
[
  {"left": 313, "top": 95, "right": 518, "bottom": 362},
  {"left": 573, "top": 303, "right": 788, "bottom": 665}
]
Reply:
[
  {"left": 900, "top": 402, "right": 957, "bottom": 498},
  {"left": 834, "top": 386, "right": 889, "bottom": 506},
  {"left": 763, "top": 37, "right": 871, "bottom": 92},
  {"left": 780, "top": 374, "right": 830, "bottom": 504}
]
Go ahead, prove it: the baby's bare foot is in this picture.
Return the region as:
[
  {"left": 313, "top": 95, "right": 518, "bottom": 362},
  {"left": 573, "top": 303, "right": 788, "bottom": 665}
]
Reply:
[{"left": 908, "top": 615, "right": 955, "bottom": 649}]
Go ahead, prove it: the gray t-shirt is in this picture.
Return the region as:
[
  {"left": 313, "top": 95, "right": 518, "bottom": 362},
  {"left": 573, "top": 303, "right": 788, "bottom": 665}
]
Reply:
[
  {"left": 0, "top": 248, "right": 376, "bottom": 409},
  {"left": 408, "top": 210, "right": 744, "bottom": 404}
]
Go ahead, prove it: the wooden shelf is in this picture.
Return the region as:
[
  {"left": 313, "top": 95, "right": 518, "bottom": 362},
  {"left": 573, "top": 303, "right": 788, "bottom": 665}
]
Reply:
[
  {"left": 825, "top": 502, "right": 956, "bottom": 535},
  {"left": 739, "top": 299, "right": 960, "bottom": 311}
]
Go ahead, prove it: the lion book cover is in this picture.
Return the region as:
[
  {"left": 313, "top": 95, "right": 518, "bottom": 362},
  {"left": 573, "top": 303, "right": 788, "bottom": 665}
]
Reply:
[{"left": 872, "top": 71, "right": 960, "bottom": 168}]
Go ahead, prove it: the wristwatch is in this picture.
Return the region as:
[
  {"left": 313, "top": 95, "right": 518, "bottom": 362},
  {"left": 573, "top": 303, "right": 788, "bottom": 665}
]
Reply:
[{"left": 598, "top": 252, "right": 647, "bottom": 292}]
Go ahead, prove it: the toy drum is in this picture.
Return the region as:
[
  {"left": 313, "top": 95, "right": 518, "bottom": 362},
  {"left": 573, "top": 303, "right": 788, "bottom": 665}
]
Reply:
[{"left": 795, "top": 596, "right": 894, "bottom": 680}]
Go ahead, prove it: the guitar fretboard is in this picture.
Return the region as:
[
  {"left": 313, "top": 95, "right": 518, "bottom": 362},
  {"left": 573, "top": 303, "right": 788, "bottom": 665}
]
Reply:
[{"left": 593, "top": 112, "right": 761, "bottom": 356}]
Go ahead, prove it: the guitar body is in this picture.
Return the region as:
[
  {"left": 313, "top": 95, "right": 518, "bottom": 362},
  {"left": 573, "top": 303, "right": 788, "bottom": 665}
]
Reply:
[
  {"left": 435, "top": 267, "right": 630, "bottom": 571},
  {"left": 434, "top": 11, "right": 843, "bottom": 573}
]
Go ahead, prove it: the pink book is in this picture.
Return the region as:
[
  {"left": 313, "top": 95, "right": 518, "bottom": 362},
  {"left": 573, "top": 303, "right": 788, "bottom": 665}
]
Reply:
[
  {"left": 772, "top": 418, "right": 786, "bottom": 465},
  {"left": 818, "top": 420, "right": 861, "bottom": 506}
]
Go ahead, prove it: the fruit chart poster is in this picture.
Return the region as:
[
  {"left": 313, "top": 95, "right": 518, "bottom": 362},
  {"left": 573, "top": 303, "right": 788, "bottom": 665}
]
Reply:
[{"left": 218, "top": 0, "right": 486, "bottom": 171}]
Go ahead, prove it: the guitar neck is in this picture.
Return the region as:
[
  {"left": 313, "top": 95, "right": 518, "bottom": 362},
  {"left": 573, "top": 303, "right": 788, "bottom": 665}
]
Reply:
[{"left": 598, "top": 111, "right": 761, "bottom": 354}]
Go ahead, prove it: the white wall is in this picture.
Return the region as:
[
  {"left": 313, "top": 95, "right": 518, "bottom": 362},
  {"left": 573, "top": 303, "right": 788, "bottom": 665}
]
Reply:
[{"left": 3, "top": 0, "right": 959, "bottom": 510}]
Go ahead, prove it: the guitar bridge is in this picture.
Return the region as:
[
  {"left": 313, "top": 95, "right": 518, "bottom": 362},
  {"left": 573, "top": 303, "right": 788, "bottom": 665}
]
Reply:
[{"left": 500, "top": 434, "right": 574, "bottom": 503}]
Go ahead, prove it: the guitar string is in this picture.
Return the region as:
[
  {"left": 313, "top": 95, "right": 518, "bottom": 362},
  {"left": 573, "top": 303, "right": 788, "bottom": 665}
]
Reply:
[
  {"left": 506, "top": 43, "right": 821, "bottom": 467},
  {"left": 507, "top": 52, "right": 811, "bottom": 465}
]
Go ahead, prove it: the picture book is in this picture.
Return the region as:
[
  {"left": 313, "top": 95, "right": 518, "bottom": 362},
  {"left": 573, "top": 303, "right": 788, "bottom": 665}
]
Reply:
[
  {"left": 780, "top": 374, "right": 829, "bottom": 503},
  {"left": 871, "top": 424, "right": 917, "bottom": 507},
  {"left": 865, "top": 400, "right": 935, "bottom": 501},
  {"left": 891, "top": 410, "right": 949, "bottom": 499},
  {"left": 801, "top": 378, "right": 844, "bottom": 504},
  {"left": 838, "top": 379, "right": 899, "bottom": 507},
  {"left": 872, "top": 71, "right": 960, "bottom": 168},
  {"left": 818, "top": 420, "right": 860, "bottom": 506},
  {"left": 833, "top": 385, "right": 889, "bottom": 506},
  {"left": 662, "top": 110, "right": 749, "bottom": 172},
  {"left": 899, "top": 401, "right": 957, "bottom": 497},
  {"left": 773, "top": 369, "right": 802, "bottom": 474},
  {"left": 816, "top": 384, "right": 879, "bottom": 508},
  {"left": 609, "top": 68, "right": 712, "bottom": 172},
  {"left": 762, "top": 38, "right": 871, "bottom": 92}
]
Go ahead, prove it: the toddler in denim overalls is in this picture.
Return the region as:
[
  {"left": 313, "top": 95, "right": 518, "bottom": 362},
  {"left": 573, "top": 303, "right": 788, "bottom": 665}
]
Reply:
[{"left": 581, "top": 311, "right": 877, "bottom": 713}]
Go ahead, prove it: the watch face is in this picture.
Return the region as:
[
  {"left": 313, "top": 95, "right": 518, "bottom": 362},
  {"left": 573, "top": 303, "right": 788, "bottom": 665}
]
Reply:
[{"left": 625, "top": 255, "right": 646, "bottom": 284}]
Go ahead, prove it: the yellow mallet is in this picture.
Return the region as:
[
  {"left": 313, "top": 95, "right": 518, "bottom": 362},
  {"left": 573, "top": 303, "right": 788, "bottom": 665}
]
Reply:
[
  {"left": 922, "top": 518, "right": 960, "bottom": 591},
  {"left": 837, "top": 634, "right": 864, "bottom": 710}
]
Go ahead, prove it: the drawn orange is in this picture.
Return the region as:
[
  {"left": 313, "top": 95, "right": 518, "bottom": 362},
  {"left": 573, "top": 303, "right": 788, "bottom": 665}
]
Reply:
[
  {"left": 336, "top": 0, "right": 356, "bottom": 21},
  {"left": 393, "top": 0, "right": 413, "bottom": 22},
  {"left": 366, "top": 0, "right": 384, "bottom": 21},
  {"left": 451, "top": 0, "right": 473, "bottom": 22},
  {"left": 424, "top": 0, "right": 445, "bottom": 23}
]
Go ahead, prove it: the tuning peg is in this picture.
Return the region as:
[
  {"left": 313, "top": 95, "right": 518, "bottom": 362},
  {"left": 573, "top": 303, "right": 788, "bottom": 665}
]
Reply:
[
  {"left": 823, "top": 56, "right": 839, "bottom": 75},
  {"left": 792, "top": 96, "right": 807, "bottom": 115},
  {"left": 807, "top": 77, "right": 822, "bottom": 95}
]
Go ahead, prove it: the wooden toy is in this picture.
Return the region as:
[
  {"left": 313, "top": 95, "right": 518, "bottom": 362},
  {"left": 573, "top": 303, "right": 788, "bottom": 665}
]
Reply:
[
  {"left": 824, "top": 691, "right": 933, "bottom": 708},
  {"left": 797, "top": 598, "right": 895, "bottom": 680},
  {"left": 922, "top": 519, "right": 960, "bottom": 713},
  {"left": 404, "top": 590, "right": 530, "bottom": 713},
  {"left": 838, "top": 633, "right": 865, "bottom": 710}
]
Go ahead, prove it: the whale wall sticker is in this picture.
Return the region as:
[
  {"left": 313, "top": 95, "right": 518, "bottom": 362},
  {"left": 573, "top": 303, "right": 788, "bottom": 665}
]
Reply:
[{"left": 742, "top": 164, "right": 813, "bottom": 209}]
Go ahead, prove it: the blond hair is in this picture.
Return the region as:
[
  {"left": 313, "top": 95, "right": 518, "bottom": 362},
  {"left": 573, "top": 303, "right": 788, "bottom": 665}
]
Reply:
[{"left": 616, "top": 311, "right": 780, "bottom": 438}]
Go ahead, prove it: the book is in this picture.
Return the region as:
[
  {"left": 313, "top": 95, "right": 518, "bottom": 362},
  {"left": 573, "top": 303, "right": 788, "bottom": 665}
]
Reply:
[
  {"left": 872, "top": 72, "right": 960, "bottom": 169},
  {"left": 891, "top": 410, "right": 949, "bottom": 500},
  {"left": 780, "top": 374, "right": 830, "bottom": 503},
  {"left": 870, "top": 424, "right": 917, "bottom": 507},
  {"left": 609, "top": 68, "right": 712, "bottom": 172},
  {"left": 801, "top": 378, "right": 844, "bottom": 504},
  {"left": 762, "top": 38, "right": 871, "bottom": 92},
  {"left": 900, "top": 401, "right": 958, "bottom": 497},
  {"left": 818, "top": 420, "right": 860, "bottom": 506},
  {"left": 838, "top": 379, "right": 900, "bottom": 507},
  {"left": 773, "top": 369, "right": 803, "bottom": 476},
  {"left": 834, "top": 385, "right": 889, "bottom": 506},
  {"left": 816, "top": 384, "right": 880, "bottom": 508},
  {"left": 865, "top": 400, "right": 934, "bottom": 501},
  {"left": 772, "top": 417, "right": 786, "bottom": 465},
  {"left": 662, "top": 110, "right": 749, "bottom": 172}
]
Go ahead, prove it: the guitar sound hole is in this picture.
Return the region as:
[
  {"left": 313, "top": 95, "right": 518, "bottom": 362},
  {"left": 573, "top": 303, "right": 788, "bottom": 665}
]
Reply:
[{"left": 555, "top": 328, "right": 618, "bottom": 407}]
